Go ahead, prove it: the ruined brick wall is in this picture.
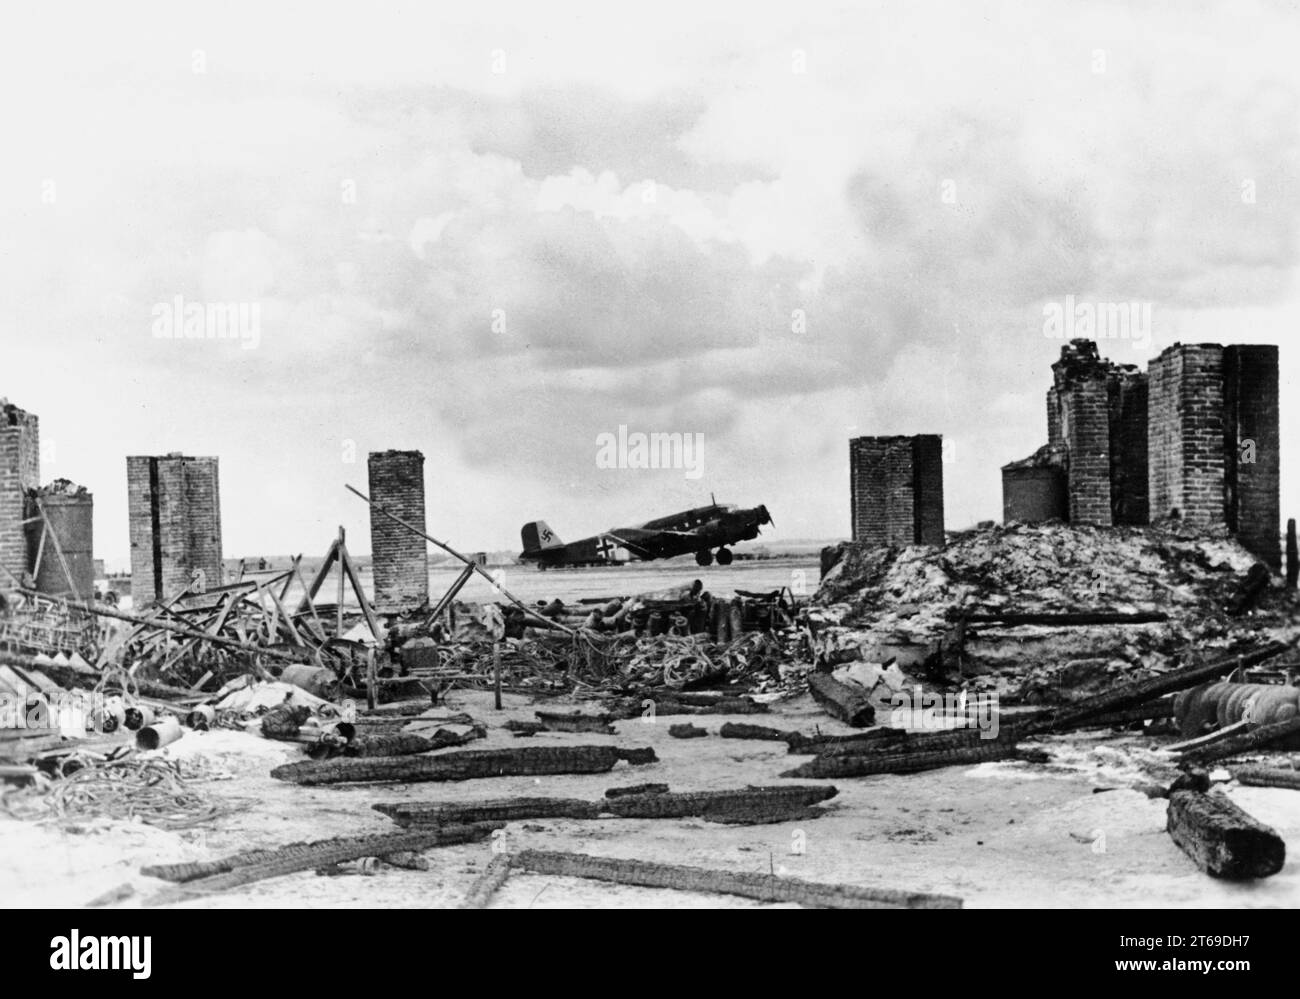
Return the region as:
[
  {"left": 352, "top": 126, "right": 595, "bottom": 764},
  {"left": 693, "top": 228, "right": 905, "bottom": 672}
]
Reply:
[
  {"left": 1047, "top": 340, "right": 1152, "bottom": 527},
  {"left": 1109, "top": 374, "right": 1148, "bottom": 525},
  {"left": 1046, "top": 387, "right": 1062, "bottom": 447},
  {"left": 1061, "top": 379, "right": 1112, "bottom": 525},
  {"left": 1147, "top": 342, "right": 1278, "bottom": 565},
  {"left": 849, "top": 435, "right": 944, "bottom": 547},
  {"left": 0, "top": 401, "right": 39, "bottom": 580},
  {"left": 1224, "top": 345, "right": 1280, "bottom": 566},
  {"left": 1147, "top": 345, "right": 1226, "bottom": 526},
  {"left": 911, "top": 435, "right": 946, "bottom": 546},
  {"left": 127, "top": 454, "right": 223, "bottom": 606},
  {"left": 367, "top": 450, "right": 429, "bottom": 611}
]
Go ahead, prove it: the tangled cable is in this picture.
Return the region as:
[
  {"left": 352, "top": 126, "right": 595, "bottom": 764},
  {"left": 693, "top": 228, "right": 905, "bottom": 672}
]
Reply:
[{"left": 44, "top": 756, "right": 224, "bottom": 829}]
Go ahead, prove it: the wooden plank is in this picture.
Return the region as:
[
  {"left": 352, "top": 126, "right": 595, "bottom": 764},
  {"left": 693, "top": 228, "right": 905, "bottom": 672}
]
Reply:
[
  {"left": 512, "top": 849, "right": 962, "bottom": 909},
  {"left": 271, "top": 744, "right": 657, "bottom": 786}
]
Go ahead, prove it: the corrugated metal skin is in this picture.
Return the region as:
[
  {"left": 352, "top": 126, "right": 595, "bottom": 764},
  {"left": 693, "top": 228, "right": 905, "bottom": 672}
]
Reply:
[{"left": 32, "top": 493, "right": 94, "bottom": 598}]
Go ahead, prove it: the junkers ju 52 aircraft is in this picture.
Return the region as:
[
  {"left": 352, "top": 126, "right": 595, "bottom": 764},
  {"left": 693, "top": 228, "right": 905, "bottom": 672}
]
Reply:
[{"left": 519, "top": 497, "right": 773, "bottom": 569}]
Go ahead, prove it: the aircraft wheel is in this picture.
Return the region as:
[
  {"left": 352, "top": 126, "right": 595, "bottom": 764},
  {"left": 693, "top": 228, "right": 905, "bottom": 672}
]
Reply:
[
  {"left": 715, "top": 548, "right": 733, "bottom": 566},
  {"left": 695, "top": 549, "right": 714, "bottom": 567}
]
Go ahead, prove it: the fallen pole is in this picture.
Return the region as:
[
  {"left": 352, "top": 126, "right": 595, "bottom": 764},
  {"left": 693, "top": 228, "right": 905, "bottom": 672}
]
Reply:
[
  {"left": 271, "top": 744, "right": 657, "bottom": 786},
  {"left": 52, "top": 598, "right": 304, "bottom": 663},
  {"left": 460, "top": 854, "right": 513, "bottom": 909},
  {"left": 1176, "top": 716, "right": 1300, "bottom": 766},
  {"left": 145, "top": 824, "right": 498, "bottom": 904},
  {"left": 602, "top": 785, "right": 837, "bottom": 821},
  {"left": 1234, "top": 765, "right": 1300, "bottom": 790},
  {"left": 1166, "top": 790, "right": 1285, "bottom": 879},
  {"left": 376, "top": 785, "right": 838, "bottom": 827},
  {"left": 1025, "top": 642, "right": 1292, "bottom": 735},
  {"left": 783, "top": 741, "right": 1039, "bottom": 779},
  {"left": 376, "top": 797, "right": 603, "bottom": 826},
  {"left": 511, "top": 849, "right": 963, "bottom": 909},
  {"left": 1164, "top": 721, "right": 1250, "bottom": 755},
  {"left": 804, "top": 727, "right": 989, "bottom": 758}
]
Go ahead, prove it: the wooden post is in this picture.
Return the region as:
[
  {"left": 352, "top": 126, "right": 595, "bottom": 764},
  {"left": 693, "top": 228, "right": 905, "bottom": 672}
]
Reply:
[
  {"left": 494, "top": 641, "right": 503, "bottom": 710},
  {"left": 335, "top": 526, "right": 346, "bottom": 636},
  {"left": 294, "top": 540, "right": 339, "bottom": 616},
  {"left": 425, "top": 561, "right": 476, "bottom": 630},
  {"left": 1287, "top": 518, "right": 1298, "bottom": 590}
]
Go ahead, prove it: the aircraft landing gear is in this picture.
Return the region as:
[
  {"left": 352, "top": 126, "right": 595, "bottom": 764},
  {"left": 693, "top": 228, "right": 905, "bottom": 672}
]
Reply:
[
  {"left": 715, "top": 547, "right": 733, "bottom": 566},
  {"left": 695, "top": 549, "right": 714, "bottom": 567}
]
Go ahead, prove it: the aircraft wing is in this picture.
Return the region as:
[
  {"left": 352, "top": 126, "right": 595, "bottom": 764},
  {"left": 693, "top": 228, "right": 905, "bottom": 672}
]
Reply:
[{"left": 603, "top": 528, "right": 665, "bottom": 559}]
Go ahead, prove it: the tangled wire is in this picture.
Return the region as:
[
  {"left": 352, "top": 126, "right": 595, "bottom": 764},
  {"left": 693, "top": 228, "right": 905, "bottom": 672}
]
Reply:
[{"left": 44, "top": 756, "right": 225, "bottom": 830}]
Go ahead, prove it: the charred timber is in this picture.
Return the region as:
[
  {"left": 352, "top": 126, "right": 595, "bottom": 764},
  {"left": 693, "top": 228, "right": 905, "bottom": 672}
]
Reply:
[
  {"left": 511, "top": 849, "right": 962, "bottom": 909},
  {"left": 602, "top": 785, "right": 837, "bottom": 820},
  {"left": 806, "top": 673, "right": 875, "bottom": 727},
  {"left": 1166, "top": 790, "right": 1284, "bottom": 879},
  {"left": 1234, "top": 766, "right": 1300, "bottom": 790},
  {"left": 375, "top": 797, "right": 603, "bottom": 826},
  {"left": 460, "top": 854, "right": 514, "bottom": 909},
  {"left": 1024, "top": 643, "right": 1292, "bottom": 736},
  {"left": 270, "top": 745, "right": 656, "bottom": 786},
  {"left": 145, "top": 824, "right": 498, "bottom": 904},
  {"left": 782, "top": 741, "right": 1040, "bottom": 779},
  {"left": 1176, "top": 716, "right": 1300, "bottom": 767}
]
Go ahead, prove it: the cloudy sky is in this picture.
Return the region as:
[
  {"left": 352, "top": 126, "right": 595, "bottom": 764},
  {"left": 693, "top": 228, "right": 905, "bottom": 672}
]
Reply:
[{"left": 2, "top": 0, "right": 1298, "bottom": 567}]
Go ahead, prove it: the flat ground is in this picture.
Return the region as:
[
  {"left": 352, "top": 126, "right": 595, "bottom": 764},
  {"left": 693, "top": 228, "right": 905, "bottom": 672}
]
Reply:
[
  {"left": 3, "top": 689, "right": 1298, "bottom": 909},
  {"left": 116, "top": 558, "right": 821, "bottom": 614}
]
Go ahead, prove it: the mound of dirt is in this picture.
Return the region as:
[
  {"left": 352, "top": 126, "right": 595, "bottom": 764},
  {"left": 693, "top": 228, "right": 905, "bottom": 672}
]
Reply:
[{"left": 808, "top": 521, "right": 1294, "bottom": 702}]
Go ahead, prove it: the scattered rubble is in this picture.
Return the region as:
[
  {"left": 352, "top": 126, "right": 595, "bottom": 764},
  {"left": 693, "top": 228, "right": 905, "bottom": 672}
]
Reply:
[{"left": 8, "top": 503, "right": 1300, "bottom": 905}]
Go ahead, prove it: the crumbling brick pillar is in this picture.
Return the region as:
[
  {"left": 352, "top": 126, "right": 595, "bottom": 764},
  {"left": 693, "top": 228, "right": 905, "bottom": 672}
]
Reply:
[
  {"left": 127, "top": 454, "right": 223, "bottom": 607},
  {"left": 1147, "top": 344, "right": 1226, "bottom": 526},
  {"left": 1061, "top": 379, "right": 1112, "bottom": 525},
  {"left": 367, "top": 450, "right": 429, "bottom": 611},
  {"left": 1046, "top": 387, "right": 1062, "bottom": 447},
  {"left": 0, "top": 401, "right": 40, "bottom": 581},
  {"left": 849, "top": 435, "right": 944, "bottom": 547}
]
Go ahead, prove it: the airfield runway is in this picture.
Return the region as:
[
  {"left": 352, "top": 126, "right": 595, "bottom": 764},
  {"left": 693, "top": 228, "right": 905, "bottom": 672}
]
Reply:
[{"left": 425, "top": 555, "right": 821, "bottom": 605}]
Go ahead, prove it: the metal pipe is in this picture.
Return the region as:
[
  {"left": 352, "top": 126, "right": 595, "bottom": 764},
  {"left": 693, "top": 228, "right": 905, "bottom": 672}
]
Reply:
[{"left": 137, "top": 716, "right": 184, "bottom": 750}]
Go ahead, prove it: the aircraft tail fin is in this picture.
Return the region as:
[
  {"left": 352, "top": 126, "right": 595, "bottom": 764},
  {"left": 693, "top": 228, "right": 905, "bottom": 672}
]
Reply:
[{"left": 521, "top": 520, "right": 562, "bottom": 554}]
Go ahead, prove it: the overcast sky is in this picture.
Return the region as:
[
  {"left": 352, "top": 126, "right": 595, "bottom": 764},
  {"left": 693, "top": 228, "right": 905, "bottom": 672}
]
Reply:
[{"left": 2, "top": 0, "right": 1298, "bottom": 567}]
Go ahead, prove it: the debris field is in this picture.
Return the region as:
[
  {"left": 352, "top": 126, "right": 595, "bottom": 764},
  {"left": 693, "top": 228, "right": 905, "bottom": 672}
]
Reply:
[{"left": 6, "top": 508, "right": 1300, "bottom": 908}]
